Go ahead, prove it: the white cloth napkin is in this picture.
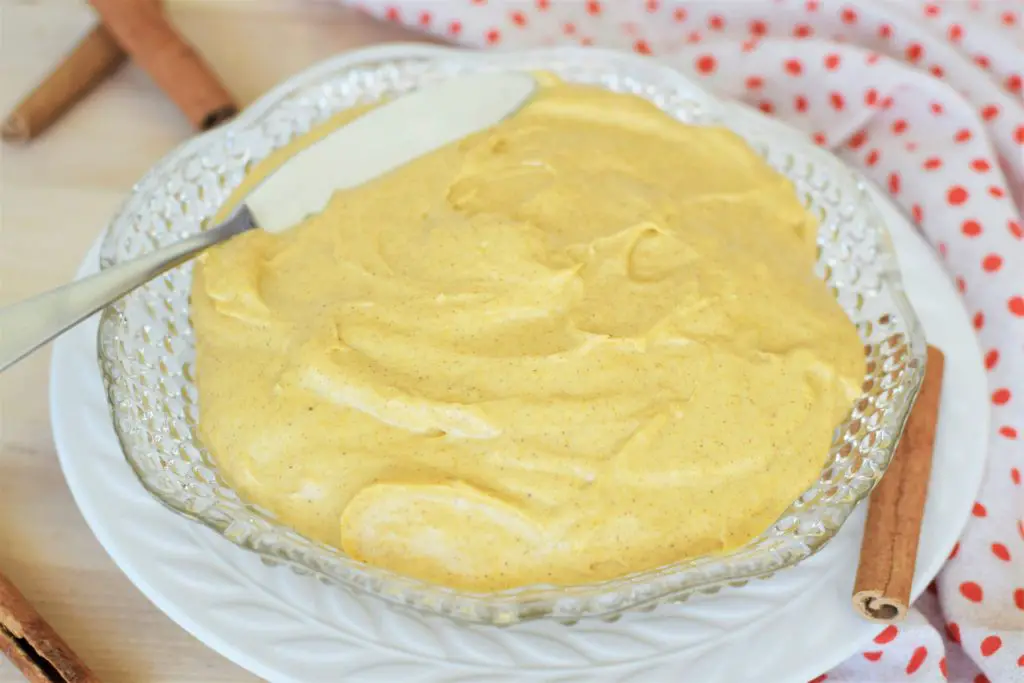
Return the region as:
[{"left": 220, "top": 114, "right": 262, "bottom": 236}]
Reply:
[{"left": 338, "top": 2, "right": 1023, "bottom": 680}]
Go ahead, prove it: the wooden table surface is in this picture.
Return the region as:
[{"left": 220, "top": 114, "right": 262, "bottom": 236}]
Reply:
[{"left": 0, "top": 2, "right": 427, "bottom": 680}]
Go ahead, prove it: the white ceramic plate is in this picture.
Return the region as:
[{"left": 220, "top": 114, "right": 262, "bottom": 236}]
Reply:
[{"left": 50, "top": 168, "right": 986, "bottom": 683}]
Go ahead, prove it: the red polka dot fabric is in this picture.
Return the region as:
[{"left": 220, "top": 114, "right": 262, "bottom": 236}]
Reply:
[{"left": 345, "top": 1, "right": 1022, "bottom": 681}]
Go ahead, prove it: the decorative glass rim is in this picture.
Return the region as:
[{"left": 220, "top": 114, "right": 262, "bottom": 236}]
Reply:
[{"left": 98, "top": 44, "right": 928, "bottom": 625}]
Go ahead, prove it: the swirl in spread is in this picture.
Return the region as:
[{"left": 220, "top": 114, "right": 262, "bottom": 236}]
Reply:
[{"left": 192, "top": 78, "right": 865, "bottom": 591}]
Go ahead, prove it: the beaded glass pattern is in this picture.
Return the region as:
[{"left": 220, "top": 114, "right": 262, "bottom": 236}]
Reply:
[{"left": 98, "top": 45, "right": 927, "bottom": 625}]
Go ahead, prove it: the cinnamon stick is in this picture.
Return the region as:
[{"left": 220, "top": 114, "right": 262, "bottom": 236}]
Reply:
[
  {"left": 87, "top": 0, "right": 238, "bottom": 130},
  {"left": 852, "top": 345, "right": 945, "bottom": 623},
  {"left": 1, "top": 23, "right": 127, "bottom": 142},
  {"left": 0, "top": 570, "right": 99, "bottom": 682}
]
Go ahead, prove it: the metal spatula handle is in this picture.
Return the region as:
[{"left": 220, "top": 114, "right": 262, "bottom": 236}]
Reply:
[{"left": 0, "top": 209, "right": 253, "bottom": 373}]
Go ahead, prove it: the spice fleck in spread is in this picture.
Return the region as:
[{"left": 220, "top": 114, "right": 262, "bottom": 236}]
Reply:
[{"left": 192, "top": 76, "right": 865, "bottom": 591}]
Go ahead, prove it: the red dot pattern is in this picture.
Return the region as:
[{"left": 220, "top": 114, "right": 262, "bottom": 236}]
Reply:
[
  {"left": 947, "top": 186, "right": 969, "bottom": 205},
  {"left": 991, "top": 543, "right": 1011, "bottom": 561},
  {"left": 367, "top": 1, "right": 1024, "bottom": 680},
  {"left": 981, "top": 635, "right": 1003, "bottom": 657},
  {"left": 961, "top": 581, "right": 984, "bottom": 602},
  {"left": 695, "top": 54, "right": 716, "bottom": 73},
  {"left": 875, "top": 624, "right": 899, "bottom": 644},
  {"left": 962, "top": 219, "right": 982, "bottom": 237},
  {"left": 905, "top": 646, "right": 928, "bottom": 674}
]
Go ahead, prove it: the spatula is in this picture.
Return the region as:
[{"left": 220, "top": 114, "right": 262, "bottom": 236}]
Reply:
[{"left": 0, "top": 72, "right": 537, "bottom": 372}]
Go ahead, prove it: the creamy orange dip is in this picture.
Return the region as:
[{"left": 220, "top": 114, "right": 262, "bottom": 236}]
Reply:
[{"left": 192, "top": 77, "right": 864, "bottom": 592}]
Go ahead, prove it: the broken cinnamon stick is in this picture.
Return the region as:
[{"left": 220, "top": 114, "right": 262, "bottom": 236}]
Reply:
[
  {"left": 852, "top": 345, "right": 945, "bottom": 623},
  {"left": 2, "top": 23, "right": 127, "bottom": 142},
  {"left": 88, "top": 0, "right": 238, "bottom": 130},
  {"left": 0, "top": 570, "right": 99, "bottom": 682}
]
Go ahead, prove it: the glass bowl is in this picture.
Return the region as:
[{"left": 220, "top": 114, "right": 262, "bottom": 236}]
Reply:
[{"left": 98, "top": 44, "right": 927, "bottom": 625}]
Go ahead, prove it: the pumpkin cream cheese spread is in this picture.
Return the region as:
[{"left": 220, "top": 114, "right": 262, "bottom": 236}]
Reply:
[{"left": 192, "top": 77, "right": 865, "bottom": 592}]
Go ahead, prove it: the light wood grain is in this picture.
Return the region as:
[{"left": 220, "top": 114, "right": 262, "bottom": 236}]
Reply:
[{"left": 0, "top": 2, "right": 429, "bottom": 680}]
